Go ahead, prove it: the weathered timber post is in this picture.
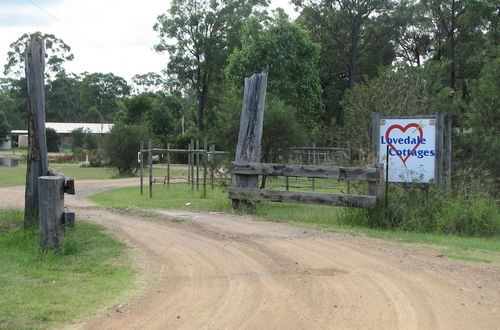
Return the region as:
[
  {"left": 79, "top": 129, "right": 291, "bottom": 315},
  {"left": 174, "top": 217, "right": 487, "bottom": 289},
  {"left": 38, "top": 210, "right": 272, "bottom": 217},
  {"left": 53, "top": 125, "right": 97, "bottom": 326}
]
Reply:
[
  {"left": 24, "top": 37, "right": 48, "bottom": 228},
  {"left": 140, "top": 141, "right": 144, "bottom": 195},
  {"left": 231, "top": 68, "right": 268, "bottom": 211},
  {"left": 187, "top": 142, "right": 191, "bottom": 185},
  {"left": 167, "top": 142, "right": 171, "bottom": 187},
  {"left": 38, "top": 174, "right": 75, "bottom": 251},
  {"left": 148, "top": 140, "right": 153, "bottom": 199},
  {"left": 203, "top": 138, "right": 207, "bottom": 198},
  {"left": 444, "top": 114, "right": 452, "bottom": 188},
  {"left": 38, "top": 176, "right": 64, "bottom": 250},
  {"left": 210, "top": 145, "right": 215, "bottom": 189},
  {"left": 190, "top": 139, "right": 195, "bottom": 192},
  {"left": 196, "top": 140, "right": 200, "bottom": 191},
  {"left": 367, "top": 163, "right": 384, "bottom": 204}
]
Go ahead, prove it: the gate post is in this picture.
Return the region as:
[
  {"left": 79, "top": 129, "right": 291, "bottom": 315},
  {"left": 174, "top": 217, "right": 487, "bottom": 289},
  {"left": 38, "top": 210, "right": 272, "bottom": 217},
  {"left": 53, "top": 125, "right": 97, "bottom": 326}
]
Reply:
[{"left": 231, "top": 69, "right": 268, "bottom": 211}]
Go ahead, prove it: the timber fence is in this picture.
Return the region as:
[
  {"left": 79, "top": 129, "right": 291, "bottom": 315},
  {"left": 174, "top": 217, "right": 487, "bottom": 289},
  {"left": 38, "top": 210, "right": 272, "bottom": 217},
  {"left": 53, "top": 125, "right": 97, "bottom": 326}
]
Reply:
[{"left": 229, "top": 162, "right": 384, "bottom": 209}]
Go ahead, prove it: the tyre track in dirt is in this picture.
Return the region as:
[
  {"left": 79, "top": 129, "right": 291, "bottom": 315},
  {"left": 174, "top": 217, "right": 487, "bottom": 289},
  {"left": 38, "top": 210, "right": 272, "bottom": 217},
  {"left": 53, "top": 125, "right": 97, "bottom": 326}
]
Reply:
[{"left": 1, "top": 180, "right": 499, "bottom": 329}]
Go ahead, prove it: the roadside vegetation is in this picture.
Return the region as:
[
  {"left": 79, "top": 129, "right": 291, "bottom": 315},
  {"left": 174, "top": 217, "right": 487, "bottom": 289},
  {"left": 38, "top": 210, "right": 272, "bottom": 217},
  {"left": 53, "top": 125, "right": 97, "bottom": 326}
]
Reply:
[{"left": 0, "top": 209, "right": 136, "bottom": 329}]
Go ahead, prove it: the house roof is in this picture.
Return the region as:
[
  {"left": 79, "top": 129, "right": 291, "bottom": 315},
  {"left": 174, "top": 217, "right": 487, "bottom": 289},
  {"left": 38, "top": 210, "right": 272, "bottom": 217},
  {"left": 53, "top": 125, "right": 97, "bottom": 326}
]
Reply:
[
  {"left": 11, "top": 123, "right": 114, "bottom": 135},
  {"left": 45, "top": 122, "right": 114, "bottom": 134}
]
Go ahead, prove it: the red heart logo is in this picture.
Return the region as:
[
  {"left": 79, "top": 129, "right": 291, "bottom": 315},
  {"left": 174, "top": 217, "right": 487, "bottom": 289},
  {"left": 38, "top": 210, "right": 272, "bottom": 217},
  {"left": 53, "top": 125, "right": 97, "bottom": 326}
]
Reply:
[{"left": 385, "top": 123, "right": 424, "bottom": 167}]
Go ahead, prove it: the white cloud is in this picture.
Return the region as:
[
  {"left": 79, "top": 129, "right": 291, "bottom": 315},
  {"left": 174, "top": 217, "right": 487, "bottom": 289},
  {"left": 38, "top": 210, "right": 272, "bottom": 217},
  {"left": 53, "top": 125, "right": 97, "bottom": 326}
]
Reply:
[{"left": 0, "top": 0, "right": 296, "bottom": 82}]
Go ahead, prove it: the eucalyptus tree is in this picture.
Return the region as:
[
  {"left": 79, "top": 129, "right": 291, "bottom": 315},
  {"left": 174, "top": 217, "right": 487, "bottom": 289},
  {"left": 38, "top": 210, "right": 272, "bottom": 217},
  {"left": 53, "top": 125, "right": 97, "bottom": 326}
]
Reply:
[
  {"left": 423, "top": 0, "right": 495, "bottom": 91},
  {"left": 226, "top": 11, "right": 323, "bottom": 125},
  {"left": 0, "top": 110, "right": 10, "bottom": 141},
  {"left": 153, "top": 0, "right": 268, "bottom": 133},
  {"left": 79, "top": 72, "right": 131, "bottom": 122},
  {"left": 293, "top": 0, "right": 395, "bottom": 90},
  {"left": 3, "top": 32, "right": 74, "bottom": 81}
]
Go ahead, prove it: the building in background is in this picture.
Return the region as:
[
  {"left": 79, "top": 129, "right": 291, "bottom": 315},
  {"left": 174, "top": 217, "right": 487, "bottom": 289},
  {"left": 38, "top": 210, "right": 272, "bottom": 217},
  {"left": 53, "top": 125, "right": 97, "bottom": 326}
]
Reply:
[{"left": 11, "top": 123, "right": 114, "bottom": 149}]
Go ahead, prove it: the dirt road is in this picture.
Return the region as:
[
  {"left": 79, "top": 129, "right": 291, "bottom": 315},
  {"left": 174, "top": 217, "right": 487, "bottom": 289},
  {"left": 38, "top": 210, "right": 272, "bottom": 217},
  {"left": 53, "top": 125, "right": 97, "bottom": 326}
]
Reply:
[{"left": 1, "top": 180, "right": 499, "bottom": 329}]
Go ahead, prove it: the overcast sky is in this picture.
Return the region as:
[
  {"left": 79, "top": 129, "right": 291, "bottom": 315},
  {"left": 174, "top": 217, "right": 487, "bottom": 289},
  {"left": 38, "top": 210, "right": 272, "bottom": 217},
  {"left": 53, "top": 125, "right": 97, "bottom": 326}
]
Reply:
[{"left": 0, "top": 0, "right": 297, "bottom": 82}]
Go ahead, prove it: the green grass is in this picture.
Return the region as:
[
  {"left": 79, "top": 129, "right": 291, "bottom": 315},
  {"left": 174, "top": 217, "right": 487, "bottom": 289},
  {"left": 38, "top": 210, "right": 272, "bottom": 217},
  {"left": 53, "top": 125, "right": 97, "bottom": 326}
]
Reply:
[
  {"left": 90, "top": 183, "right": 233, "bottom": 213},
  {"left": 0, "top": 162, "right": 188, "bottom": 187},
  {"left": 0, "top": 209, "right": 136, "bottom": 329},
  {"left": 90, "top": 183, "right": 500, "bottom": 262}
]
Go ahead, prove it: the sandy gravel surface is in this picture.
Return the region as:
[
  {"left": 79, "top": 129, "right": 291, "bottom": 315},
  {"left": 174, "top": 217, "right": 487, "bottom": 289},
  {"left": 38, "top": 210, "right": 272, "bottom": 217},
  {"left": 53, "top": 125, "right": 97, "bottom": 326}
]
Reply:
[{"left": 1, "top": 180, "right": 499, "bottom": 329}]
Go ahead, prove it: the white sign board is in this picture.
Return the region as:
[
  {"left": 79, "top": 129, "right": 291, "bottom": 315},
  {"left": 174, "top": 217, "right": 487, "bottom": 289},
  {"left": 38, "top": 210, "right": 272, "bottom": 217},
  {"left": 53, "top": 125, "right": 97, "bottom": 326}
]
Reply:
[{"left": 378, "top": 118, "right": 436, "bottom": 183}]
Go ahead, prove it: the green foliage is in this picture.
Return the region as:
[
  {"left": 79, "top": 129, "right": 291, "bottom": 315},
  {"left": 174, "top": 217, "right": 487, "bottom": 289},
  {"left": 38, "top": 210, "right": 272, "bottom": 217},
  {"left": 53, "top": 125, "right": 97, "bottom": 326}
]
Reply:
[
  {"left": 0, "top": 77, "right": 27, "bottom": 130},
  {"left": 339, "top": 187, "right": 500, "bottom": 237},
  {"left": 0, "top": 109, "right": 11, "bottom": 140},
  {"left": 261, "top": 96, "right": 306, "bottom": 163},
  {"left": 45, "top": 127, "right": 60, "bottom": 152},
  {"left": 455, "top": 54, "right": 500, "bottom": 193},
  {"left": 124, "top": 93, "right": 153, "bottom": 125},
  {"left": 154, "top": 0, "right": 267, "bottom": 132},
  {"left": 70, "top": 128, "right": 85, "bottom": 150},
  {"left": 80, "top": 72, "right": 131, "bottom": 122},
  {"left": 3, "top": 32, "right": 74, "bottom": 79},
  {"left": 226, "top": 12, "right": 323, "bottom": 125},
  {"left": 105, "top": 124, "right": 150, "bottom": 176},
  {"left": 46, "top": 72, "right": 82, "bottom": 122},
  {"left": 0, "top": 211, "right": 135, "bottom": 328}
]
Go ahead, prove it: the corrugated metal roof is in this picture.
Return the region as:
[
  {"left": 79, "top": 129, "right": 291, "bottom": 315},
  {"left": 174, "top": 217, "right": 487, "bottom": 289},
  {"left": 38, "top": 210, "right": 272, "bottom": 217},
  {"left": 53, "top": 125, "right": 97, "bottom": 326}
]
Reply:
[
  {"left": 46, "top": 122, "right": 113, "bottom": 134},
  {"left": 11, "top": 123, "right": 114, "bottom": 135}
]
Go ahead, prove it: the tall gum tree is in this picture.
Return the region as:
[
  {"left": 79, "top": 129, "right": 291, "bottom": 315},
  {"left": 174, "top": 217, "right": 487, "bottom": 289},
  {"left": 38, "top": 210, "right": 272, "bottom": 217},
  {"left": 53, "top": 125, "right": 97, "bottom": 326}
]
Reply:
[
  {"left": 153, "top": 0, "right": 268, "bottom": 134},
  {"left": 293, "top": 0, "right": 394, "bottom": 89},
  {"left": 3, "top": 32, "right": 74, "bottom": 81}
]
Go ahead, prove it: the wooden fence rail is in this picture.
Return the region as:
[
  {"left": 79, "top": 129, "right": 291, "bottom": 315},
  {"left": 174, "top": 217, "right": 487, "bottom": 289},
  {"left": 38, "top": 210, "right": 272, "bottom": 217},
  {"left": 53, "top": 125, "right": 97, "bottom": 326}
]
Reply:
[{"left": 229, "top": 162, "right": 383, "bottom": 209}]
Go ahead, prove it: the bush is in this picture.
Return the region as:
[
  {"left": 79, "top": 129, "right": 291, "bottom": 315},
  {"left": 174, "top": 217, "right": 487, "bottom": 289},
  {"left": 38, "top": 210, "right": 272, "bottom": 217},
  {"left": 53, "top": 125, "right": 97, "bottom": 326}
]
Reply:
[
  {"left": 339, "top": 186, "right": 499, "bottom": 237},
  {"left": 105, "top": 124, "right": 149, "bottom": 176},
  {"left": 45, "top": 127, "right": 60, "bottom": 152},
  {"left": 70, "top": 128, "right": 85, "bottom": 150}
]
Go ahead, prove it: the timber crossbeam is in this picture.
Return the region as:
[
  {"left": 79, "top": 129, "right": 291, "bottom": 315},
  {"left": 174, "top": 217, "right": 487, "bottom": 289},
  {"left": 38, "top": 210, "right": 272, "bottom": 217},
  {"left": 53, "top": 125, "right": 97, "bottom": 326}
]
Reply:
[
  {"left": 231, "top": 162, "right": 381, "bottom": 181},
  {"left": 228, "top": 187, "right": 377, "bottom": 208},
  {"left": 229, "top": 162, "right": 384, "bottom": 209}
]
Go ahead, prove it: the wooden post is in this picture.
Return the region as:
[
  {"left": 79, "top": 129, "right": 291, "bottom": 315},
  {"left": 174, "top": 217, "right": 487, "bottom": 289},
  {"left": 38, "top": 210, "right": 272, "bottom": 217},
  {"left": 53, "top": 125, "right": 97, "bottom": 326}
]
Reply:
[
  {"left": 140, "top": 141, "right": 144, "bottom": 195},
  {"left": 435, "top": 113, "right": 445, "bottom": 188},
  {"left": 203, "top": 139, "right": 207, "bottom": 198},
  {"left": 210, "top": 145, "right": 215, "bottom": 189},
  {"left": 231, "top": 69, "right": 268, "bottom": 211},
  {"left": 371, "top": 112, "right": 381, "bottom": 163},
  {"left": 190, "top": 139, "right": 195, "bottom": 192},
  {"left": 367, "top": 163, "right": 384, "bottom": 204},
  {"left": 196, "top": 139, "right": 200, "bottom": 191},
  {"left": 187, "top": 141, "right": 191, "bottom": 184},
  {"left": 312, "top": 143, "right": 316, "bottom": 191},
  {"left": 167, "top": 142, "right": 171, "bottom": 187},
  {"left": 38, "top": 176, "right": 64, "bottom": 250},
  {"left": 444, "top": 114, "right": 452, "bottom": 188},
  {"left": 148, "top": 140, "right": 153, "bottom": 199},
  {"left": 24, "top": 37, "right": 48, "bottom": 228}
]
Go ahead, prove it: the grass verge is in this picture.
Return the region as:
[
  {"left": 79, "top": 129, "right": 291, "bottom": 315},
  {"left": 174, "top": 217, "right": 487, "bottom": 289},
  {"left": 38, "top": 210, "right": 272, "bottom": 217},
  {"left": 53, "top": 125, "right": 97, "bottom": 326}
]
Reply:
[
  {"left": 0, "top": 209, "right": 136, "bottom": 329},
  {"left": 0, "top": 162, "right": 187, "bottom": 187},
  {"left": 90, "top": 183, "right": 500, "bottom": 263}
]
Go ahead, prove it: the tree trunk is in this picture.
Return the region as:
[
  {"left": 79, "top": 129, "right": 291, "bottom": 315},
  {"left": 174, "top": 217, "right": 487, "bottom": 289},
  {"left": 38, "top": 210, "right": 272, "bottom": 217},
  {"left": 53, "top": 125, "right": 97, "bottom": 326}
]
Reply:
[
  {"left": 348, "top": 21, "right": 360, "bottom": 89},
  {"left": 450, "top": 0, "right": 456, "bottom": 91},
  {"left": 197, "top": 76, "right": 210, "bottom": 133}
]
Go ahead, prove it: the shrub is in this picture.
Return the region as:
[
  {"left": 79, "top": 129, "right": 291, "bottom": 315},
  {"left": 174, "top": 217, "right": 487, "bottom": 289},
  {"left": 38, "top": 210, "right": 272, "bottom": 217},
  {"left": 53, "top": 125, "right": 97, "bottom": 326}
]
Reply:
[
  {"left": 105, "top": 124, "right": 149, "bottom": 176},
  {"left": 45, "top": 127, "right": 60, "bottom": 152},
  {"left": 70, "top": 128, "right": 85, "bottom": 150},
  {"left": 339, "top": 186, "right": 499, "bottom": 237}
]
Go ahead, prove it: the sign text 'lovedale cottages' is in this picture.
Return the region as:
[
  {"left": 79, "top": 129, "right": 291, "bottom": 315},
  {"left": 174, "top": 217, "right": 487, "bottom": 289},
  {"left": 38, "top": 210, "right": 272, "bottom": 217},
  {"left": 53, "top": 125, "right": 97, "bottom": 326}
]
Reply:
[{"left": 378, "top": 118, "right": 436, "bottom": 183}]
